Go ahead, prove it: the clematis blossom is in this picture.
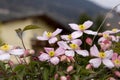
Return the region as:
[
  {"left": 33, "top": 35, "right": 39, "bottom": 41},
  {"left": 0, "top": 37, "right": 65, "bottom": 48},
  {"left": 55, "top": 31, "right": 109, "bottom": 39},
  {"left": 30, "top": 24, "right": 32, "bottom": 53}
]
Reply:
[
  {"left": 37, "top": 28, "right": 62, "bottom": 44},
  {"left": 112, "top": 53, "right": 120, "bottom": 68},
  {"left": 57, "top": 39, "right": 89, "bottom": 57},
  {"left": 89, "top": 45, "right": 114, "bottom": 68},
  {"left": 38, "top": 47, "right": 65, "bottom": 65},
  {"left": 69, "top": 20, "right": 97, "bottom": 37},
  {"left": 0, "top": 44, "right": 13, "bottom": 61}
]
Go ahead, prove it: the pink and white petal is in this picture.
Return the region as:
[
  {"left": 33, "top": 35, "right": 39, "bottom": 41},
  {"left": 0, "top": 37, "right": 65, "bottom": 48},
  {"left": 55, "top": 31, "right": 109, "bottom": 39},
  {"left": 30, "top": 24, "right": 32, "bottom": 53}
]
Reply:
[
  {"left": 98, "top": 37, "right": 106, "bottom": 43},
  {"left": 65, "top": 50, "right": 75, "bottom": 57},
  {"left": 68, "top": 23, "right": 80, "bottom": 30},
  {"left": 112, "top": 53, "right": 118, "bottom": 61},
  {"left": 52, "top": 28, "right": 62, "bottom": 36},
  {"left": 84, "top": 30, "right": 97, "bottom": 35},
  {"left": 90, "top": 45, "right": 99, "bottom": 57},
  {"left": 103, "top": 59, "right": 114, "bottom": 68},
  {"left": 83, "top": 20, "right": 93, "bottom": 29},
  {"left": 55, "top": 47, "right": 65, "bottom": 56},
  {"left": 37, "top": 36, "right": 48, "bottom": 40},
  {"left": 89, "top": 58, "right": 101, "bottom": 68},
  {"left": 48, "top": 37, "right": 58, "bottom": 44},
  {"left": 110, "top": 36, "right": 116, "bottom": 41},
  {"left": 71, "top": 39, "right": 82, "bottom": 46},
  {"left": 0, "top": 53, "right": 10, "bottom": 61},
  {"left": 71, "top": 31, "right": 83, "bottom": 38},
  {"left": 10, "top": 49, "right": 24, "bottom": 56},
  {"left": 50, "top": 57, "right": 60, "bottom": 65},
  {"left": 105, "top": 50, "right": 113, "bottom": 59},
  {"left": 57, "top": 41, "right": 71, "bottom": 49},
  {"left": 76, "top": 50, "right": 89, "bottom": 57},
  {"left": 61, "top": 35, "right": 70, "bottom": 41},
  {"left": 44, "top": 47, "right": 54, "bottom": 54},
  {"left": 0, "top": 50, "right": 5, "bottom": 55},
  {"left": 38, "top": 53, "right": 50, "bottom": 61}
]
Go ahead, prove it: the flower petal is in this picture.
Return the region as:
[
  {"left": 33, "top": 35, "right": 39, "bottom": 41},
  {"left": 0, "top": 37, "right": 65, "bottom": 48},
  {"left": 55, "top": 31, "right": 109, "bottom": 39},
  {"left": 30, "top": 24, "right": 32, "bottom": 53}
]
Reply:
[
  {"left": 37, "top": 36, "right": 48, "bottom": 40},
  {"left": 83, "top": 20, "right": 93, "bottom": 29},
  {"left": 68, "top": 23, "right": 80, "bottom": 30},
  {"left": 103, "top": 59, "right": 114, "bottom": 68},
  {"left": 71, "top": 39, "right": 82, "bottom": 46},
  {"left": 57, "top": 41, "right": 71, "bottom": 49},
  {"left": 76, "top": 50, "right": 89, "bottom": 57},
  {"left": 105, "top": 50, "right": 113, "bottom": 59},
  {"left": 44, "top": 47, "right": 54, "bottom": 54},
  {"left": 55, "top": 47, "right": 65, "bottom": 56},
  {"left": 38, "top": 53, "right": 50, "bottom": 61},
  {"left": 71, "top": 31, "right": 83, "bottom": 38},
  {"left": 61, "top": 35, "right": 70, "bottom": 40},
  {"left": 50, "top": 57, "right": 59, "bottom": 65},
  {"left": 90, "top": 45, "right": 99, "bottom": 57},
  {"left": 0, "top": 53, "right": 10, "bottom": 61},
  {"left": 84, "top": 30, "right": 97, "bottom": 35},
  {"left": 10, "top": 49, "right": 24, "bottom": 56},
  {"left": 89, "top": 58, "right": 101, "bottom": 68},
  {"left": 49, "top": 37, "right": 57, "bottom": 44},
  {"left": 65, "top": 50, "right": 75, "bottom": 57},
  {"left": 52, "top": 28, "right": 62, "bottom": 36}
]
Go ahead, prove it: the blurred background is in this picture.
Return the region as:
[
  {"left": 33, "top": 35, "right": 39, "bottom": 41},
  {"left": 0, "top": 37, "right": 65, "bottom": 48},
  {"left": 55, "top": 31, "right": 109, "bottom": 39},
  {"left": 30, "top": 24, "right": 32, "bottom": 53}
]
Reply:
[{"left": 0, "top": 0, "right": 119, "bottom": 50}]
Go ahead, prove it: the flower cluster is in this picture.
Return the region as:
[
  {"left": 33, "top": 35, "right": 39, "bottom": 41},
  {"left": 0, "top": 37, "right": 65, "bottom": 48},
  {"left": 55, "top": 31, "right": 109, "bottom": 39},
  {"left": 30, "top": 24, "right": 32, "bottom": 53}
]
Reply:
[{"left": 0, "top": 20, "right": 120, "bottom": 80}]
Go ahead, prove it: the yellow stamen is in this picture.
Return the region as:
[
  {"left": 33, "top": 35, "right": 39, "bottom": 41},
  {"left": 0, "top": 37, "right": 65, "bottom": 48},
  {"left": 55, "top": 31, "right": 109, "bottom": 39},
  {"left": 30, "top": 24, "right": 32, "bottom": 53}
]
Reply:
[
  {"left": 0, "top": 44, "right": 10, "bottom": 51},
  {"left": 67, "top": 34, "right": 72, "bottom": 40},
  {"left": 79, "top": 25, "right": 85, "bottom": 30},
  {"left": 49, "top": 51, "right": 55, "bottom": 57},
  {"left": 114, "top": 59, "right": 120, "bottom": 65},
  {"left": 99, "top": 52, "right": 106, "bottom": 58},
  {"left": 46, "top": 32, "right": 52, "bottom": 38},
  {"left": 103, "top": 34, "right": 109, "bottom": 38},
  {"left": 112, "top": 28, "right": 117, "bottom": 32},
  {"left": 69, "top": 43, "right": 78, "bottom": 49}
]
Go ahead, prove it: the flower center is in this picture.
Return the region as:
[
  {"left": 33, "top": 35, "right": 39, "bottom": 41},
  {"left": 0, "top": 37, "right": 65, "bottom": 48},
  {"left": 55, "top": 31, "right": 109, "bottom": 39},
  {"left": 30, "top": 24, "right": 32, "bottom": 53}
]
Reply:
[
  {"left": 114, "top": 59, "right": 120, "bottom": 65},
  {"left": 103, "top": 34, "right": 109, "bottom": 38},
  {"left": 46, "top": 32, "right": 52, "bottom": 38},
  {"left": 0, "top": 44, "right": 10, "bottom": 51},
  {"left": 68, "top": 34, "right": 72, "bottom": 40},
  {"left": 112, "top": 28, "right": 117, "bottom": 33},
  {"left": 70, "top": 43, "right": 78, "bottom": 49},
  {"left": 49, "top": 51, "right": 55, "bottom": 57},
  {"left": 99, "top": 52, "right": 106, "bottom": 58},
  {"left": 79, "top": 25, "right": 85, "bottom": 30}
]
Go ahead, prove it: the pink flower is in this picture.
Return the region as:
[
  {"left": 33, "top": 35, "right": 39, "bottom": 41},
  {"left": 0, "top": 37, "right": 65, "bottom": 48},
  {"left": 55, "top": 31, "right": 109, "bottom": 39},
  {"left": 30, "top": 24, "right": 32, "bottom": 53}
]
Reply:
[
  {"left": 37, "top": 28, "right": 62, "bottom": 44},
  {"left": 61, "top": 33, "right": 80, "bottom": 42},
  {"left": 85, "top": 37, "right": 93, "bottom": 45},
  {"left": 66, "top": 65, "right": 73, "bottom": 72},
  {"left": 60, "top": 76, "right": 67, "bottom": 80},
  {"left": 112, "top": 53, "right": 120, "bottom": 68},
  {"left": 89, "top": 45, "right": 114, "bottom": 68},
  {"left": 114, "top": 71, "right": 120, "bottom": 77},
  {"left": 38, "top": 47, "right": 65, "bottom": 65},
  {"left": 69, "top": 20, "right": 97, "bottom": 37},
  {"left": 58, "top": 40, "right": 89, "bottom": 57}
]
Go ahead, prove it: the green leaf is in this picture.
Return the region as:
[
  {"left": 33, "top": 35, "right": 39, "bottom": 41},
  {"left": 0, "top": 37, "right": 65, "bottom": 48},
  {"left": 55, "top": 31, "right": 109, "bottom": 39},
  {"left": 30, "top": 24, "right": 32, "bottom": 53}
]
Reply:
[
  {"left": 15, "top": 28, "right": 23, "bottom": 39},
  {"left": 23, "top": 25, "right": 40, "bottom": 32},
  {"left": 14, "top": 64, "right": 25, "bottom": 74},
  {"left": 43, "top": 67, "right": 49, "bottom": 80}
]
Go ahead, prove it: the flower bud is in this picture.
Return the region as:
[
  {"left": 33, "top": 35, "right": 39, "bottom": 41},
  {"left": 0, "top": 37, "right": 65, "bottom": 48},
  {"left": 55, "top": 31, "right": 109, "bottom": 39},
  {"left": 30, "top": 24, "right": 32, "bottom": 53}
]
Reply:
[
  {"left": 108, "top": 77, "right": 116, "bottom": 80},
  {"left": 54, "top": 73, "right": 59, "bottom": 80},
  {"left": 114, "top": 71, "right": 120, "bottom": 77},
  {"left": 8, "top": 60, "right": 14, "bottom": 67},
  {"left": 29, "top": 49, "right": 35, "bottom": 54},
  {"left": 69, "top": 56, "right": 75, "bottom": 62},
  {"left": 60, "top": 76, "right": 67, "bottom": 80},
  {"left": 86, "top": 64, "right": 92, "bottom": 69},
  {"left": 60, "top": 55, "right": 67, "bottom": 61},
  {"left": 86, "top": 37, "right": 92, "bottom": 45},
  {"left": 67, "top": 65, "right": 73, "bottom": 72},
  {"left": 66, "top": 75, "right": 71, "bottom": 80}
]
